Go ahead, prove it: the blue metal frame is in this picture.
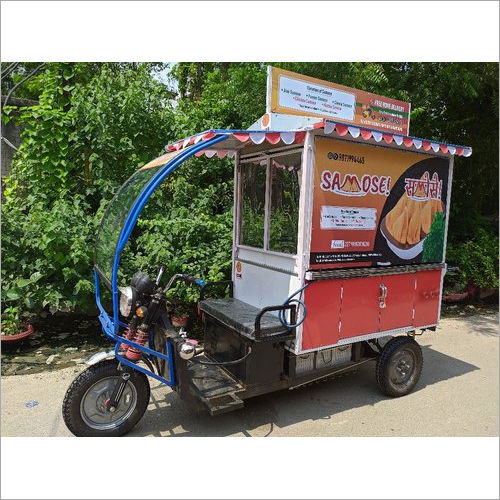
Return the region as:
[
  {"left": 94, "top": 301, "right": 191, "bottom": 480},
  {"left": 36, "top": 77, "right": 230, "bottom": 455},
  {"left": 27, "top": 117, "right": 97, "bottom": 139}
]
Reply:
[{"left": 94, "top": 134, "right": 226, "bottom": 386}]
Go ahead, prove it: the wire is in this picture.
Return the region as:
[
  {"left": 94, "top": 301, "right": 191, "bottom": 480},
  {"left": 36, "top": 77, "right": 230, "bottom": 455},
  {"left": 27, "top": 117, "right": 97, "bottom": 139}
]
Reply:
[
  {"left": 1, "top": 136, "right": 18, "bottom": 151},
  {"left": 2, "top": 62, "right": 19, "bottom": 79},
  {"left": 2, "top": 63, "right": 45, "bottom": 109},
  {"left": 278, "top": 282, "right": 310, "bottom": 329},
  {"left": 191, "top": 347, "right": 252, "bottom": 366}
]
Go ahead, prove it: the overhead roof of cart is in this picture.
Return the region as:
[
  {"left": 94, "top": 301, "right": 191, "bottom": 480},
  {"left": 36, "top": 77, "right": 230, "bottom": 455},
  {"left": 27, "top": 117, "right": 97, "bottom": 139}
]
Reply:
[{"left": 159, "top": 119, "right": 472, "bottom": 162}]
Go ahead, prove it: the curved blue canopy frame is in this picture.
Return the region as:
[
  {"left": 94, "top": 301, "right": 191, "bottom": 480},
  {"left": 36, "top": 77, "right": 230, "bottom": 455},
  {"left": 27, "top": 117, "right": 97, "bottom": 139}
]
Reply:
[{"left": 94, "top": 134, "right": 227, "bottom": 336}]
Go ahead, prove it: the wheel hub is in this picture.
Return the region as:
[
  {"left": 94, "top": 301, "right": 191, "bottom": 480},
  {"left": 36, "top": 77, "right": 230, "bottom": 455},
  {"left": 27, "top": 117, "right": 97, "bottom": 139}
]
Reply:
[
  {"left": 80, "top": 377, "right": 137, "bottom": 431},
  {"left": 390, "top": 349, "right": 415, "bottom": 384}
]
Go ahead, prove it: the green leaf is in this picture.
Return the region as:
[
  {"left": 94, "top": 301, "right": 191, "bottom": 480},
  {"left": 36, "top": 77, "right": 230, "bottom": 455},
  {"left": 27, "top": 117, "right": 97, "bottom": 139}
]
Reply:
[
  {"left": 30, "top": 271, "right": 43, "bottom": 283},
  {"left": 5, "top": 289, "right": 20, "bottom": 301},
  {"left": 15, "top": 278, "right": 31, "bottom": 288}
]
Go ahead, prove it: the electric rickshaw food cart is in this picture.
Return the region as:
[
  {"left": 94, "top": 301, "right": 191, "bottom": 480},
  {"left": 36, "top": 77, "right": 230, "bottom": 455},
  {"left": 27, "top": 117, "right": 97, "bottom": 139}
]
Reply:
[{"left": 62, "top": 67, "right": 472, "bottom": 436}]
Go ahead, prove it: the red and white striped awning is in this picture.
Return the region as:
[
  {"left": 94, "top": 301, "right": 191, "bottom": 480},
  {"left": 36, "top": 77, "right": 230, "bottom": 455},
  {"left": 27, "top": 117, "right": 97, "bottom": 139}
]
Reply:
[{"left": 164, "top": 120, "right": 472, "bottom": 159}]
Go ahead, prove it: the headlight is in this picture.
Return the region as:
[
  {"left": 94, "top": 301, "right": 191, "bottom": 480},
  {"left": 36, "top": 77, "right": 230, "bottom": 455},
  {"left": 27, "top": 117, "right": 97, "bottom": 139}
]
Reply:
[{"left": 119, "top": 286, "right": 136, "bottom": 318}]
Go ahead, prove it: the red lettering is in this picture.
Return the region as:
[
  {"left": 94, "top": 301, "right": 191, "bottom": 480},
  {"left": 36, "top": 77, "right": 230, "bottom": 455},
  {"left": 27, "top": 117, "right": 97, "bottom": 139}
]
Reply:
[
  {"left": 332, "top": 171, "right": 341, "bottom": 191},
  {"left": 379, "top": 176, "right": 387, "bottom": 194},
  {"left": 320, "top": 171, "right": 391, "bottom": 196},
  {"left": 362, "top": 175, "right": 372, "bottom": 193},
  {"left": 370, "top": 175, "right": 380, "bottom": 194},
  {"left": 320, "top": 170, "right": 332, "bottom": 190}
]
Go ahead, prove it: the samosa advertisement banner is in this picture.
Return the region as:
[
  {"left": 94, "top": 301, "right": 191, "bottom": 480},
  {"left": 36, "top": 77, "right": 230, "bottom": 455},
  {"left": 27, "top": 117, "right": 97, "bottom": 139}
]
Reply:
[{"left": 310, "top": 137, "right": 450, "bottom": 269}]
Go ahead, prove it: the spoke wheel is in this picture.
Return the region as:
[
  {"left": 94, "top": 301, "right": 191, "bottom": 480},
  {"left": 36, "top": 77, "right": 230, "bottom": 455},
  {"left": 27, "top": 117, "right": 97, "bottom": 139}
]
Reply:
[
  {"left": 62, "top": 359, "right": 150, "bottom": 437},
  {"left": 376, "top": 336, "right": 423, "bottom": 397}
]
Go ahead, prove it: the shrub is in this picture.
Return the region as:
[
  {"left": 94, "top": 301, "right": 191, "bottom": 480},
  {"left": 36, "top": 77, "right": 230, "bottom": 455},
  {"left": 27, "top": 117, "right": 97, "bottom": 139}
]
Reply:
[
  {"left": 446, "top": 224, "right": 499, "bottom": 289},
  {"left": 1, "top": 306, "right": 22, "bottom": 335}
]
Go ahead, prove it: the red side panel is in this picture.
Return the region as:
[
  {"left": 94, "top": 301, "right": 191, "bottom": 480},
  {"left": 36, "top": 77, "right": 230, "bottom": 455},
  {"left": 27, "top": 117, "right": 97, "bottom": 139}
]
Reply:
[
  {"left": 340, "top": 276, "right": 380, "bottom": 339},
  {"left": 379, "top": 274, "right": 416, "bottom": 332},
  {"left": 414, "top": 270, "right": 442, "bottom": 326},
  {"left": 300, "top": 269, "right": 442, "bottom": 352},
  {"left": 301, "top": 280, "right": 342, "bottom": 351}
]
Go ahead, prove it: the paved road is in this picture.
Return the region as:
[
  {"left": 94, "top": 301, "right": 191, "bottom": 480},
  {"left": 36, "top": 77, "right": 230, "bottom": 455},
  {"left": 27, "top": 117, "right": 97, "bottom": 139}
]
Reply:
[{"left": 1, "top": 312, "right": 498, "bottom": 437}]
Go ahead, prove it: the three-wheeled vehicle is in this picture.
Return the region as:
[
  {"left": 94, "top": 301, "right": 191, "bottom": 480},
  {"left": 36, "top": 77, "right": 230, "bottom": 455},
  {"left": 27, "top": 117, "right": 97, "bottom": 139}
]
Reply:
[{"left": 62, "top": 67, "right": 472, "bottom": 436}]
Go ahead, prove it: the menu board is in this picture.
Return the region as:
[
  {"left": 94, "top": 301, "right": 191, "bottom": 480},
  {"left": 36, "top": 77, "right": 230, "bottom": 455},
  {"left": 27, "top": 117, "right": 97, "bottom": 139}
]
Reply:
[{"left": 268, "top": 66, "right": 411, "bottom": 135}]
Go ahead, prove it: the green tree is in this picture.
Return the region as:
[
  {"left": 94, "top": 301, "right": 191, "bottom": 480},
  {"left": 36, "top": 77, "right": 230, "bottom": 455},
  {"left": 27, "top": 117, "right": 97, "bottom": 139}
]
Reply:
[{"left": 1, "top": 63, "right": 175, "bottom": 316}]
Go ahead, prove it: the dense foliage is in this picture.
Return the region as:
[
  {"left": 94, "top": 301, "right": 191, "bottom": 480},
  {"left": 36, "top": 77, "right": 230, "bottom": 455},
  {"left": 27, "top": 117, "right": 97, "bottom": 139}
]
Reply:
[
  {"left": 1, "top": 63, "right": 175, "bottom": 327},
  {"left": 1, "top": 62, "right": 498, "bottom": 331},
  {"left": 447, "top": 224, "right": 499, "bottom": 290}
]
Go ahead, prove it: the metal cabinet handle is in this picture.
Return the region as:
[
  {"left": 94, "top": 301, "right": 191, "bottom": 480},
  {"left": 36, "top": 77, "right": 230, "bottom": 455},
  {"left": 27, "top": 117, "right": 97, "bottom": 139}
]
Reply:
[{"left": 379, "top": 284, "right": 387, "bottom": 309}]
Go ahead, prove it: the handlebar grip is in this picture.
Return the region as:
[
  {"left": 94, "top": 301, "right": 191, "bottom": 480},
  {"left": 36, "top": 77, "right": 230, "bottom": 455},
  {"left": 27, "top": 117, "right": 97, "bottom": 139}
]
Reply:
[{"left": 182, "top": 274, "right": 206, "bottom": 286}]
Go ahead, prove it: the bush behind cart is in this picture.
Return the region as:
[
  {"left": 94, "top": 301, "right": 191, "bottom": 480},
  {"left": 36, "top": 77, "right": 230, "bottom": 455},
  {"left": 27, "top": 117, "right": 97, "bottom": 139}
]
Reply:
[{"left": 446, "top": 222, "right": 499, "bottom": 292}]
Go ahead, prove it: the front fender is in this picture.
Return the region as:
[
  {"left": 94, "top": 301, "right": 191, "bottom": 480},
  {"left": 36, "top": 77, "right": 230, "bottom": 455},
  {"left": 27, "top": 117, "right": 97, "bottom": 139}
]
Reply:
[{"left": 85, "top": 350, "right": 116, "bottom": 366}]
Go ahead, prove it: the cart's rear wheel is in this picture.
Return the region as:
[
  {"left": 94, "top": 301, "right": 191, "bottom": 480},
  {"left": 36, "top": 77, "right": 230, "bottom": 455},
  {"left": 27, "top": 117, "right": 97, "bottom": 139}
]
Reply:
[
  {"left": 62, "top": 359, "right": 150, "bottom": 436},
  {"left": 376, "top": 336, "right": 423, "bottom": 397}
]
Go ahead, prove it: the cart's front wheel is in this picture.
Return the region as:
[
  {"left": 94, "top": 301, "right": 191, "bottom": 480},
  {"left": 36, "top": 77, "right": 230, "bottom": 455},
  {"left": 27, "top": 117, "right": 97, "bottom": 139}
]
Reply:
[
  {"left": 375, "top": 336, "right": 423, "bottom": 397},
  {"left": 62, "top": 359, "right": 150, "bottom": 436}
]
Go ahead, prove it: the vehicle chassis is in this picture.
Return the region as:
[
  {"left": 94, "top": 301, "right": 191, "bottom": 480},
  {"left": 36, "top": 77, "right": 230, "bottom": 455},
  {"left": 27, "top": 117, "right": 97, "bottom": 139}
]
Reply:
[{"left": 94, "top": 270, "right": 383, "bottom": 416}]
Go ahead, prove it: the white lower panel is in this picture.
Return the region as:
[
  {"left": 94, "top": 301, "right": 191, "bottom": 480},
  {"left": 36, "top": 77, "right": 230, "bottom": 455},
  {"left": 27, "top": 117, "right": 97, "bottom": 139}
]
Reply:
[{"left": 233, "top": 247, "right": 301, "bottom": 310}]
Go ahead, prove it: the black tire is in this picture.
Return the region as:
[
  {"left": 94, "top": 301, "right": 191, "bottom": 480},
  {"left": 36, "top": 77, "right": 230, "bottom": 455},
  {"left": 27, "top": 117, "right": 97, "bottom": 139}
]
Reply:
[
  {"left": 375, "top": 336, "right": 423, "bottom": 397},
  {"left": 62, "top": 359, "right": 150, "bottom": 437}
]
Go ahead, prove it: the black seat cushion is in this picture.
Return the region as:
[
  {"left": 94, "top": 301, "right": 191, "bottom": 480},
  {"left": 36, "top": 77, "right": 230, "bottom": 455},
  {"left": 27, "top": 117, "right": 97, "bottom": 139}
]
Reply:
[{"left": 199, "top": 298, "right": 289, "bottom": 339}]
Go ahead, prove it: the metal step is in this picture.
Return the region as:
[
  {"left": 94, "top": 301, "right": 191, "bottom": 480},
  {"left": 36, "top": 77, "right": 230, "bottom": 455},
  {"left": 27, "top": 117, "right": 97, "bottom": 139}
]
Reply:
[
  {"left": 187, "top": 355, "right": 245, "bottom": 416},
  {"left": 202, "top": 392, "right": 244, "bottom": 416}
]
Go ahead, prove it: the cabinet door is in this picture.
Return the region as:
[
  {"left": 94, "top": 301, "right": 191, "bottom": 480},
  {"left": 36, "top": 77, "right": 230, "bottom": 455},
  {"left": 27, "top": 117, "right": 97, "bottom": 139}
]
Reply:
[
  {"left": 301, "top": 279, "right": 342, "bottom": 351},
  {"left": 339, "top": 276, "right": 380, "bottom": 340},
  {"left": 379, "top": 274, "right": 415, "bottom": 332},
  {"left": 414, "top": 269, "right": 442, "bottom": 327}
]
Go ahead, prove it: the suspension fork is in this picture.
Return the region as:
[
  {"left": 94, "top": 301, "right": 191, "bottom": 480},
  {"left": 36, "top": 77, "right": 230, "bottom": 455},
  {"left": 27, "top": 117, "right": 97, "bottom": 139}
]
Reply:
[
  {"left": 108, "top": 368, "right": 131, "bottom": 411},
  {"left": 108, "top": 353, "right": 159, "bottom": 410}
]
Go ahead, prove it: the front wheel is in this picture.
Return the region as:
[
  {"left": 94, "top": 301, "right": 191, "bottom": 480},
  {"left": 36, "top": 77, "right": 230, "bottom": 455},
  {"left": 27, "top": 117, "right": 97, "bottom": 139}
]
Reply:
[
  {"left": 375, "top": 336, "right": 423, "bottom": 397},
  {"left": 62, "top": 359, "right": 150, "bottom": 436}
]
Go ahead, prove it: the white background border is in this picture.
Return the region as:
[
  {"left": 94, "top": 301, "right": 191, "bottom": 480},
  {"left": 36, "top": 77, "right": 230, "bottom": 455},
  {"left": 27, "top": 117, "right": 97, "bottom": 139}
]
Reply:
[{"left": 1, "top": 1, "right": 499, "bottom": 62}]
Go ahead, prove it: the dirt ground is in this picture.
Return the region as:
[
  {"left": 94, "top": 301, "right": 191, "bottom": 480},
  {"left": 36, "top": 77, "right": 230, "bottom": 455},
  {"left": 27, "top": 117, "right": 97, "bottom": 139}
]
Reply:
[{"left": 1, "top": 309, "right": 498, "bottom": 437}]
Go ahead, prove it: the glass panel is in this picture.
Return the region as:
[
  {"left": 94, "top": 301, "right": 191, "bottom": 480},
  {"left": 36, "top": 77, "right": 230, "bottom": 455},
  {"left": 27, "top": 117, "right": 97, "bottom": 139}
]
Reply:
[
  {"left": 94, "top": 165, "right": 161, "bottom": 280},
  {"left": 240, "top": 161, "right": 267, "bottom": 248},
  {"left": 269, "top": 152, "right": 302, "bottom": 254}
]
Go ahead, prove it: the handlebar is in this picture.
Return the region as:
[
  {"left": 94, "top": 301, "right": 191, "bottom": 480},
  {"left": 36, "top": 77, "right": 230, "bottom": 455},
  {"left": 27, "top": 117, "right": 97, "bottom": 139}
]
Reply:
[
  {"left": 163, "top": 273, "right": 206, "bottom": 293},
  {"left": 199, "top": 280, "right": 234, "bottom": 301}
]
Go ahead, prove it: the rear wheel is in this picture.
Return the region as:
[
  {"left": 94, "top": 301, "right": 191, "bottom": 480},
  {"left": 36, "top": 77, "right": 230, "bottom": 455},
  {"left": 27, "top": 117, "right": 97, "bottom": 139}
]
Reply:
[
  {"left": 376, "top": 336, "right": 423, "bottom": 397},
  {"left": 62, "top": 359, "right": 150, "bottom": 436}
]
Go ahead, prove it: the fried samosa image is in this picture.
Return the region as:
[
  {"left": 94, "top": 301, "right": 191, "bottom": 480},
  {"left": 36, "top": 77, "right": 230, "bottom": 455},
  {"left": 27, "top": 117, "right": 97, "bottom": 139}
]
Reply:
[
  {"left": 390, "top": 206, "right": 409, "bottom": 244},
  {"left": 420, "top": 198, "right": 442, "bottom": 235},
  {"left": 341, "top": 176, "right": 361, "bottom": 193},
  {"left": 414, "top": 182, "right": 427, "bottom": 198},
  {"left": 385, "top": 193, "right": 443, "bottom": 247},
  {"left": 406, "top": 201, "right": 423, "bottom": 245},
  {"left": 385, "top": 195, "right": 407, "bottom": 229}
]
